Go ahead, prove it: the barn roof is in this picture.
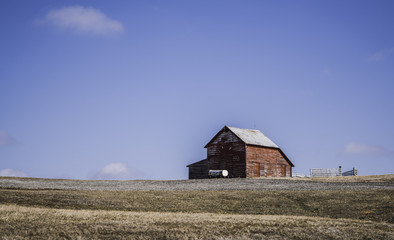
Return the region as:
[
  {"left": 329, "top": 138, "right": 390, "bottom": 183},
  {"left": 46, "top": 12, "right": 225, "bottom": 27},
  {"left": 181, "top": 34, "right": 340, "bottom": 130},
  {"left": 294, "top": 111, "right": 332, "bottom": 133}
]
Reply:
[
  {"left": 186, "top": 159, "right": 207, "bottom": 167},
  {"left": 204, "top": 126, "right": 279, "bottom": 148},
  {"left": 226, "top": 126, "right": 279, "bottom": 148}
]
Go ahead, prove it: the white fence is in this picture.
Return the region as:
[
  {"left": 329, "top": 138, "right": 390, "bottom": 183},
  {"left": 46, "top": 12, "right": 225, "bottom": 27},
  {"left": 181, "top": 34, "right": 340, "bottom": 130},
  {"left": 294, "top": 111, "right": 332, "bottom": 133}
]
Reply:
[
  {"left": 310, "top": 167, "right": 341, "bottom": 177},
  {"left": 310, "top": 166, "right": 358, "bottom": 177}
]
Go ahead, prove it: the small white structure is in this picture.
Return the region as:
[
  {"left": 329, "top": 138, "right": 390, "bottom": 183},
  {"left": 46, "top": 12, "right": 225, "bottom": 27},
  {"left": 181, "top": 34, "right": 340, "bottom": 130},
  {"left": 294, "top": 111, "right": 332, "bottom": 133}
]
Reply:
[{"left": 208, "top": 170, "right": 228, "bottom": 178}]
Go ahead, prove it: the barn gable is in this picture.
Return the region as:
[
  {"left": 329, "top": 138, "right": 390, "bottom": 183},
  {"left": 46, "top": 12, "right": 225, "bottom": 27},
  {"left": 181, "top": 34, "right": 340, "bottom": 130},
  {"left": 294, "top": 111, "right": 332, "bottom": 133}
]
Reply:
[{"left": 204, "top": 126, "right": 293, "bottom": 167}]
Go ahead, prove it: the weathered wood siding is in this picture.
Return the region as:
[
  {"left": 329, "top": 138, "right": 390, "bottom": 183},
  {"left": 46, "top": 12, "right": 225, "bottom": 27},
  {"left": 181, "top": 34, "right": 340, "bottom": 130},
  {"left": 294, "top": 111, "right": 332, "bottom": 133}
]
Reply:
[
  {"left": 245, "top": 146, "right": 292, "bottom": 177},
  {"left": 206, "top": 128, "right": 246, "bottom": 178},
  {"left": 188, "top": 164, "right": 208, "bottom": 179}
]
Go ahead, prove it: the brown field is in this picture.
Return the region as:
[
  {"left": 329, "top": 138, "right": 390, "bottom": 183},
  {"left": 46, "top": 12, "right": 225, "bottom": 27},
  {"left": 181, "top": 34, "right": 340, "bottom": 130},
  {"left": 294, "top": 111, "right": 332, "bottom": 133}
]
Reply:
[
  {"left": 1, "top": 204, "right": 393, "bottom": 240},
  {"left": 0, "top": 175, "right": 393, "bottom": 239}
]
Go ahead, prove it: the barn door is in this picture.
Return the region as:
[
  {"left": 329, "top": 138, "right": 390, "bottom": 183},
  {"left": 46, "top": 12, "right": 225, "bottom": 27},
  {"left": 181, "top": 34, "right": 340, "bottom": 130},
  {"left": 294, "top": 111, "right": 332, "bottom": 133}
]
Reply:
[
  {"left": 281, "top": 165, "right": 286, "bottom": 177},
  {"left": 253, "top": 162, "right": 260, "bottom": 177},
  {"left": 259, "top": 164, "right": 265, "bottom": 177},
  {"left": 266, "top": 163, "right": 273, "bottom": 176}
]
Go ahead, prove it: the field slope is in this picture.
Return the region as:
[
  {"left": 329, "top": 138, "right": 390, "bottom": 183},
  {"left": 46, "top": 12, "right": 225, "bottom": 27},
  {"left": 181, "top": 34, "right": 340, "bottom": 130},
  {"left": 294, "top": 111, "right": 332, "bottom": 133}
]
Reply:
[{"left": 0, "top": 175, "right": 393, "bottom": 239}]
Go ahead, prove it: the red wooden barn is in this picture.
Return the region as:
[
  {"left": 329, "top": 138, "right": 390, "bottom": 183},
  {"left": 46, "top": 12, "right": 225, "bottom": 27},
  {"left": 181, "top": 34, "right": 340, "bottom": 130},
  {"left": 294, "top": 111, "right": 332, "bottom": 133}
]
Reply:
[{"left": 187, "top": 126, "right": 294, "bottom": 179}]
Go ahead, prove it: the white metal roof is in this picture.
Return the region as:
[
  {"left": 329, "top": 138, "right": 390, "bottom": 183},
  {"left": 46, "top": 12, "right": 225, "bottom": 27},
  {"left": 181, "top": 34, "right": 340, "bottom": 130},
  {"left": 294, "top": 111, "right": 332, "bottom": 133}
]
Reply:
[{"left": 227, "top": 126, "right": 279, "bottom": 148}]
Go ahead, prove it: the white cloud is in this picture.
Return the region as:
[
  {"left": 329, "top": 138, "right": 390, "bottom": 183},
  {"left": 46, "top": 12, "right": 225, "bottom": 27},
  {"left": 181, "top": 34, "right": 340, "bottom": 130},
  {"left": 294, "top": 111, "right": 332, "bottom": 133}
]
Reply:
[
  {"left": 368, "top": 47, "right": 394, "bottom": 62},
  {"left": 340, "top": 142, "right": 394, "bottom": 157},
  {"left": 44, "top": 6, "right": 124, "bottom": 35},
  {"left": 369, "top": 52, "right": 384, "bottom": 62},
  {"left": 0, "top": 131, "right": 16, "bottom": 146},
  {"left": 92, "top": 162, "right": 132, "bottom": 180},
  {"left": 0, "top": 169, "right": 28, "bottom": 177}
]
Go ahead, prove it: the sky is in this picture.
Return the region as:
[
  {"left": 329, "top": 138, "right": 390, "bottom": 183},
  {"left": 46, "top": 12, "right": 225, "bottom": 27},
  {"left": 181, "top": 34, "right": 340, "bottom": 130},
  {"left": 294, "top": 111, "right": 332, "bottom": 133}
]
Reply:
[{"left": 0, "top": 0, "right": 393, "bottom": 180}]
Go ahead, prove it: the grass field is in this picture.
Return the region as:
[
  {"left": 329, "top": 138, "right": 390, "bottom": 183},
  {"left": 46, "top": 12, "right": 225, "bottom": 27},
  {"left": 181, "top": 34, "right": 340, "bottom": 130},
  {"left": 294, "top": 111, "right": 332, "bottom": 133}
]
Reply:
[
  {"left": 1, "top": 204, "right": 393, "bottom": 240},
  {"left": 0, "top": 175, "right": 393, "bottom": 239}
]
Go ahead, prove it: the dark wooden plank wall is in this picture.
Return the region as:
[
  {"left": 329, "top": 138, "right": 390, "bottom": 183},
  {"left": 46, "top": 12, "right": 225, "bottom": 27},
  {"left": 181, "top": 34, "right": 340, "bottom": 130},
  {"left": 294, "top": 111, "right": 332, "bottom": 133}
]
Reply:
[
  {"left": 245, "top": 146, "right": 292, "bottom": 177},
  {"left": 188, "top": 164, "right": 208, "bottom": 179},
  {"left": 206, "top": 129, "right": 246, "bottom": 178}
]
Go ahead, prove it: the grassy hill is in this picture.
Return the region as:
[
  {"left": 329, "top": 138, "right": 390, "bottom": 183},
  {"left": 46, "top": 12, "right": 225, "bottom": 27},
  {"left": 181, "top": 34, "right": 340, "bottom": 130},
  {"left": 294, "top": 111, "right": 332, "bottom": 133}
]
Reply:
[{"left": 0, "top": 175, "right": 393, "bottom": 239}]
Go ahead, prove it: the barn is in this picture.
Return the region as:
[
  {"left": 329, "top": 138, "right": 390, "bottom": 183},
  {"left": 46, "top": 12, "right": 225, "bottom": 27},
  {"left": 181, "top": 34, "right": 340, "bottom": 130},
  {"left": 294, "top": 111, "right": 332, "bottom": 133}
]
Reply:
[{"left": 187, "top": 126, "right": 294, "bottom": 179}]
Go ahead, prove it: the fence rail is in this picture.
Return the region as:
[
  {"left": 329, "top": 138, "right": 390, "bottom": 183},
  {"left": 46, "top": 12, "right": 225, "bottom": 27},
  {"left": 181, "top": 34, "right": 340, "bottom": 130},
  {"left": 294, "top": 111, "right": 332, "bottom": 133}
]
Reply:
[{"left": 342, "top": 168, "right": 358, "bottom": 176}]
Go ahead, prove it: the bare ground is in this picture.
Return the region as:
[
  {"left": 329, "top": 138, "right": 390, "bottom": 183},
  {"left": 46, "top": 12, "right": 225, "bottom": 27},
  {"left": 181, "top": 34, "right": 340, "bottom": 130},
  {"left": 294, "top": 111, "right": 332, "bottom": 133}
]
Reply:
[{"left": 0, "top": 174, "right": 393, "bottom": 191}]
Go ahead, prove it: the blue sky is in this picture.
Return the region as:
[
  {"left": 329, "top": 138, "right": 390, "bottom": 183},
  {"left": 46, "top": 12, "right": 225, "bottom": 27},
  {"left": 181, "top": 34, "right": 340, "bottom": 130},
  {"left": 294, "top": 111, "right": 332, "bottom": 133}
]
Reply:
[{"left": 1, "top": 0, "right": 393, "bottom": 179}]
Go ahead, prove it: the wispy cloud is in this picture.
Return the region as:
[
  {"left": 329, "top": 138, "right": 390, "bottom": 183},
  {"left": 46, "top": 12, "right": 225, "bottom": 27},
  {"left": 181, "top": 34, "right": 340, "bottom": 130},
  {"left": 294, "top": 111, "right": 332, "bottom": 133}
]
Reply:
[
  {"left": 0, "top": 131, "right": 16, "bottom": 146},
  {"left": 322, "top": 68, "right": 331, "bottom": 76},
  {"left": 92, "top": 162, "right": 132, "bottom": 180},
  {"left": 44, "top": 6, "right": 124, "bottom": 35},
  {"left": 368, "top": 47, "right": 394, "bottom": 62},
  {"left": 339, "top": 142, "right": 394, "bottom": 158},
  {"left": 0, "top": 169, "right": 28, "bottom": 177}
]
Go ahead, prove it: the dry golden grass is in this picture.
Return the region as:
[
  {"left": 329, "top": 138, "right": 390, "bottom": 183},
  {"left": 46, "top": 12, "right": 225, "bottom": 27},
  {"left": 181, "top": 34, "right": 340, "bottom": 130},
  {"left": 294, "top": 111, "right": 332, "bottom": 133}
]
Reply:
[
  {"left": 1, "top": 189, "right": 392, "bottom": 224},
  {"left": 288, "top": 174, "right": 394, "bottom": 182},
  {"left": 1, "top": 204, "right": 393, "bottom": 240}
]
